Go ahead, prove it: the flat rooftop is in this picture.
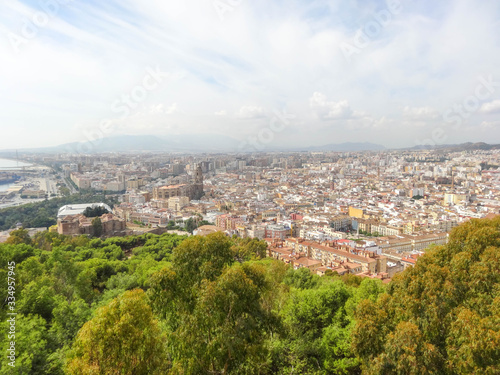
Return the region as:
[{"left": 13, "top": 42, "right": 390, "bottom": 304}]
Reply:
[{"left": 58, "top": 203, "right": 112, "bottom": 218}]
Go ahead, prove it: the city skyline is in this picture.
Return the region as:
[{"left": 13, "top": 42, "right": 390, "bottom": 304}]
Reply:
[{"left": 1, "top": 0, "right": 500, "bottom": 150}]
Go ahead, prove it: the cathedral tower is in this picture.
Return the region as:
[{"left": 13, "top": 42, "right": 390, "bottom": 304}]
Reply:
[{"left": 192, "top": 164, "right": 204, "bottom": 200}]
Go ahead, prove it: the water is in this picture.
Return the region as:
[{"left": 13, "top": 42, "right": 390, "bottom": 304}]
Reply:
[
  {"left": 0, "top": 183, "right": 14, "bottom": 192},
  {"left": 0, "top": 159, "right": 32, "bottom": 170},
  {"left": 0, "top": 159, "right": 31, "bottom": 191}
]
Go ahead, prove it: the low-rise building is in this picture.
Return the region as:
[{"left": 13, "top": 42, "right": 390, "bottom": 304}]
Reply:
[
  {"left": 215, "top": 214, "right": 243, "bottom": 230},
  {"left": 265, "top": 224, "right": 288, "bottom": 240},
  {"left": 58, "top": 213, "right": 126, "bottom": 237}
]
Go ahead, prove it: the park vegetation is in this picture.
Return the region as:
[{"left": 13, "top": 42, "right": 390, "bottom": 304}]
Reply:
[
  {"left": 82, "top": 206, "right": 109, "bottom": 218},
  {"left": 0, "top": 193, "right": 117, "bottom": 231},
  {"left": 0, "top": 216, "right": 499, "bottom": 374}
]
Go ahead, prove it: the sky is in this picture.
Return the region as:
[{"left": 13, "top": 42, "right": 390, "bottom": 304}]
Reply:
[{"left": 0, "top": 0, "right": 500, "bottom": 150}]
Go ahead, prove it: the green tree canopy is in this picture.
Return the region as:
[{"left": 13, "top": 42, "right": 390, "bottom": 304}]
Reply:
[
  {"left": 91, "top": 217, "right": 103, "bottom": 238},
  {"left": 82, "top": 206, "right": 109, "bottom": 218},
  {"left": 66, "top": 289, "right": 168, "bottom": 375},
  {"left": 352, "top": 216, "right": 500, "bottom": 374}
]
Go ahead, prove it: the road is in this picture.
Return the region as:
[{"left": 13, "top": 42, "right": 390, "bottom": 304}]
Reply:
[{"left": 60, "top": 173, "right": 78, "bottom": 194}]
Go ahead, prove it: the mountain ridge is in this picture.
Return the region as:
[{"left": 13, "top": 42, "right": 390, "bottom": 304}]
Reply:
[{"left": 1, "top": 136, "right": 498, "bottom": 154}]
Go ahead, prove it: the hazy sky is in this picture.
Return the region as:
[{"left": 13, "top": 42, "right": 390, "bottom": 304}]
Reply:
[{"left": 1, "top": 0, "right": 500, "bottom": 150}]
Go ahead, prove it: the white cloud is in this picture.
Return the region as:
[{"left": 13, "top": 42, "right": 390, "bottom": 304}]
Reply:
[
  {"left": 165, "top": 103, "right": 178, "bottom": 114},
  {"left": 147, "top": 103, "right": 178, "bottom": 115},
  {"left": 479, "top": 121, "right": 500, "bottom": 129},
  {"left": 309, "top": 92, "right": 353, "bottom": 120},
  {"left": 403, "top": 106, "right": 439, "bottom": 120},
  {"left": 150, "top": 104, "right": 165, "bottom": 114},
  {"left": 236, "top": 106, "right": 266, "bottom": 119},
  {"left": 479, "top": 100, "right": 500, "bottom": 114},
  {"left": 214, "top": 110, "right": 227, "bottom": 116}
]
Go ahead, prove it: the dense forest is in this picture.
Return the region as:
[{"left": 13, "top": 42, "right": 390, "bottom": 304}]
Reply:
[
  {"left": 0, "top": 194, "right": 117, "bottom": 230},
  {"left": 0, "top": 217, "right": 499, "bottom": 374}
]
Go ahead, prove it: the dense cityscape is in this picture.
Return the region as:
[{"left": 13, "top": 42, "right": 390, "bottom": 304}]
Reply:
[{"left": 1, "top": 147, "right": 498, "bottom": 281}]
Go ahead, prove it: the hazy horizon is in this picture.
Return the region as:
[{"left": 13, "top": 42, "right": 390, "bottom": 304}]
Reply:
[{"left": 1, "top": 0, "right": 500, "bottom": 150}]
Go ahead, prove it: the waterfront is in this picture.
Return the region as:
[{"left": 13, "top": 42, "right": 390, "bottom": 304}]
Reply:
[
  {"left": 0, "top": 158, "right": 32, "bottom": 171},
  {"left": 0, "top": 159, "right": 59, "bottom": 202},
  {"left": 0, "top": 158, "right": 33, "bottom": 191},
  {"left": 0, "top": 183, "right": 16, "bottom": 192}
]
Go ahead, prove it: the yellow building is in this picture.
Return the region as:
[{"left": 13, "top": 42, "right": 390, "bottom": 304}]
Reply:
[
  {"left": 167, "top": 196, "right": 190, "bottom": 211},
  {"left": 443, "top": 193, "right": 468, "bottom": 206},
  {"left": 348, "top": 206, "right": 364, "bottom": 219},
  {"left": 127, "top": 179, "right": 144, "bottom": 190}
]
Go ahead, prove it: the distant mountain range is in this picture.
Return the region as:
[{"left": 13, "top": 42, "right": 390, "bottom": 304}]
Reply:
[
  {"left": 304, "top": 142, "right": 386, "bottom": 152},
  {"left": 407, "top": 142, "right": 500, "bottom": 151},
  {"left": 0, "top": 135, "right": 387, "bottom": 154},
  {"left": 0, "top": 134, "right": 241, "bottom": 154},
  {"left": 1, "top": 136, "right": 498, "bottom": 155}
]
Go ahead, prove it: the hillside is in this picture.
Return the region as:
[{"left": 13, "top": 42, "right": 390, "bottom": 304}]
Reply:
[{"left": 0, "top": 217, "right": 499, "bottom": 374}]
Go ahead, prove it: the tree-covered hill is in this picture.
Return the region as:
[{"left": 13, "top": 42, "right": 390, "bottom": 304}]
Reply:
[
  {"left": 352, "top": 216, "right": 500, "bottom": 374},
  {"left": 0, "top": 216, "right": 498, "bottom": 374}
]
